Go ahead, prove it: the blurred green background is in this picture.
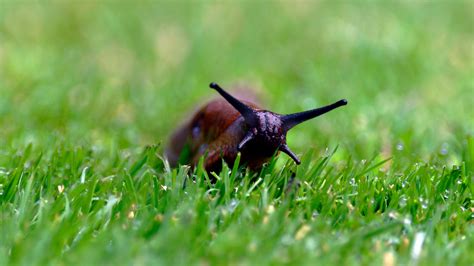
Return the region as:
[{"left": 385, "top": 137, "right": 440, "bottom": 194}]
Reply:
[{"left": 0, "top": 1, "right": 473, "bottom": 163}]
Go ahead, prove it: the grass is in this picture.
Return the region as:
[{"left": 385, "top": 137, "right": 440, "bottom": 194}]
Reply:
[{"left": 0, "top": 1, "right": 473, "bottom": 265}]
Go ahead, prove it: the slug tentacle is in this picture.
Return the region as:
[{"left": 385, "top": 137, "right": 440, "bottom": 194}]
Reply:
[
  {"left": 281, "top": 99, "right": 347, "bottom": 131},
  {"left": 210, "top": 82, "right": 259, "bottom": 128},
  {"left": 279, "top": 143, "right": 301, "bottom": 165}
]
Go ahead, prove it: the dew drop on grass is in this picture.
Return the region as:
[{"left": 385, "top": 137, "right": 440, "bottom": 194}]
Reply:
[
  {"left": 418, "top": 197, "right": 429, "bottom": 209},
  {"left": 403, "top": 217, "right": 412, "bottom": 226},
  {"left": 388, "top": 211, "right": 399, "bottom": 219},
  {"left": 226, "top": 199, "right": 239, "bottom": 213},
  {"left": 312, "top": 211, "right": 319, "bottom": 220},
  {"left": 396, "top": 142, "right": 404, "bottom": 151},
  {"left": 349, "top": 178, "right": 357, "bottom": 186},
  {"left": 296, "top": 197, "right": 307, "bottom": 201},
  {"left": 387, "top": 236, "right": 400, "bottom": 245},
  {"left": 0, "top": 167, "right": 9, "bottom": 175},
  {"left": 324, "top": 147, "right": 329, "bottom": 156},
  {"left": 401, "top": 180, "right": 408, "bottom": 188},
  {"left": 440, "top": 143, "right": 449, "bottom": 155},
  {"left": 399, "top": 195, "right": 407, "bottom": 207},
  {"left": 443, "top": 190, "right": 450, "bottom": 200}
]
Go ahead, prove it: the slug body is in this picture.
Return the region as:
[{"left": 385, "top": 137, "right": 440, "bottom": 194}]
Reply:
[{"left": 166, "top": 83, "right": 347, "bottom": 173}]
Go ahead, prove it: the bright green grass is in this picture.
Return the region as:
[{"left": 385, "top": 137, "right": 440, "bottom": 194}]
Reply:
[{"left": 0, "top": 2, "right": 473, "bottom": 265}]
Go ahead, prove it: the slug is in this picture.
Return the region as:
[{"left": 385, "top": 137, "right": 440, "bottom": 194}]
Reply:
[{"left": 165, "top": 82, "right": 347, "bottom": 173}]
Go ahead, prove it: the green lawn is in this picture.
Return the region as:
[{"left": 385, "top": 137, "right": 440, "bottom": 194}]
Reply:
[{"left": 0, "top": 2, "right": 473, "bottom": 265}]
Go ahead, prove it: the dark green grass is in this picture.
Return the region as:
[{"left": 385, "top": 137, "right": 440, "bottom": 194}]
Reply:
[{"left": 0, "top": 1, "right": 473, "bottom": 265}]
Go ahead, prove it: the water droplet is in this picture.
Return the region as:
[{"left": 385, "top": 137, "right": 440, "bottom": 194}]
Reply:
[
  {"left": 440, "top": 143, "right": 449, "bottom": 155},
  {"left": 403, "top": 217, "right": 412, "bottom": 226},
  {"left": 418, "top": 197, "right": 429, "bottom": 209},
  {"left": 387, "top": 237, "right": 400, "bottom": 245},
  {"left": 312, "top": 211, "right": 319, "bottom": 219},
  {"left": 418, "top": 197, "right": 428, "bottom": 209},
  {"left": 443, "top": 190, "right": 450, "bottom": 200},
  {"left": 0, "top": 167, "right": 9, "bottom": 175},
  {"left": 349, "top": 178, "right": 357, "bottom": 186},
  {"left": 396, "top": 142, "right": 404, "bottom": 151},
  {"left": 399, "top": 195, "right": 407, "bottom": 207},
  {"left": 388, "top": 211, "right": 399, "bottom": 219},
  {"left": 227, "top": 199, "right": 239, "bottom": 213},
  {"left": 401, "top": 180, "right": 409, "bottom": 188}
]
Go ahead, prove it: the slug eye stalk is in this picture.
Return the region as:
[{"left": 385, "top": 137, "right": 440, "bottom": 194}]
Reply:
[
  {"left": 281, "top": 99, "right": 347, "bottom": 131},
  {"left": 210, "top": 82, "right": 259, "bottom": 127}
]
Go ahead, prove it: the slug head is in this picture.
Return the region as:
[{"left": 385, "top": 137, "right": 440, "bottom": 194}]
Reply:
[{"left": 209, "top": 82, "right": 347, "bottom": 165}]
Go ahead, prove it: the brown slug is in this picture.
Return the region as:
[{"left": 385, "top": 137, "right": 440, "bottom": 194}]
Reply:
[{"left": 165, "top": 82, "right": 347, "bottom": 173}]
